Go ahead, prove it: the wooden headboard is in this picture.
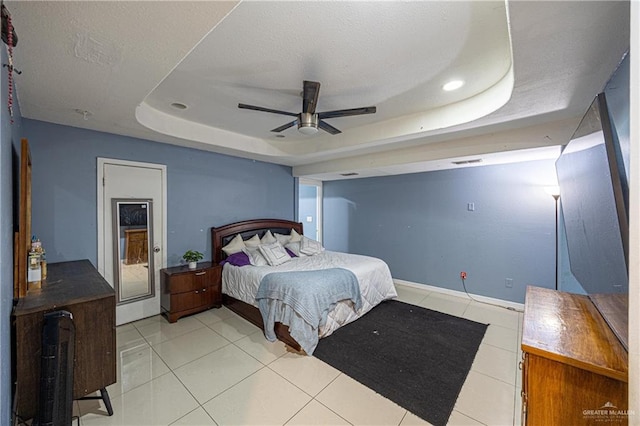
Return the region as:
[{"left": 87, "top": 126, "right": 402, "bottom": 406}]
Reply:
[{"left": 211, "top": 219, "right": 303, "bottom": 264}]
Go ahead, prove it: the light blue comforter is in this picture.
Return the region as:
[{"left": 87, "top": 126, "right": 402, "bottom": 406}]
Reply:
[{"left": 255, "top": 268, "right": 362, "bottom": 354}]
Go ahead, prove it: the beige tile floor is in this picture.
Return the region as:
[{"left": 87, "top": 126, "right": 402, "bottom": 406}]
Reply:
[
  {"left": 120, "top": 262, "right": 150, "bottom": 300},
  {"left": 75, "top": 283, "right": 524, "bottom": 425}
]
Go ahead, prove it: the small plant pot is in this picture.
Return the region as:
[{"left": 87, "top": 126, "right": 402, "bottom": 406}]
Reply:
[{"left": 188, "top": 261, "right": 197, "bottom": 269}]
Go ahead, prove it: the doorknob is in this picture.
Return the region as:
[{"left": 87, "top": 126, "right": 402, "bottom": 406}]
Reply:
[{"left": 153, "top": 246, "right": 161, "bottom": 253}]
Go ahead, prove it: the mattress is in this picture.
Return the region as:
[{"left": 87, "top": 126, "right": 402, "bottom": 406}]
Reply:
[{"left": 222, "top": 250, "right": 398, "bottom": 337}]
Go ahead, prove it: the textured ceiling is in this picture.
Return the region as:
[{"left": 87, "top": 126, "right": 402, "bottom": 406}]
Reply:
[{"left": 6, "top": 1, "right": 630, "bottom": 180}]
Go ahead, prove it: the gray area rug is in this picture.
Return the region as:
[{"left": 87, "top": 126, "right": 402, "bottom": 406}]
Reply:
[{"left": 314, "top": 300, "right": 488, "bottom": 426}]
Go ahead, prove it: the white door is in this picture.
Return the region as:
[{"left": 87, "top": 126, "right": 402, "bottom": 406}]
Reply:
[{"left": 97, "top": 158, "right": 167, "bottom": 325}]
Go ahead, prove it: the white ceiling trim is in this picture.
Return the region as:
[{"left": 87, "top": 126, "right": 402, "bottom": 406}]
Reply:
[{"left": 294, "top": 117, "right": 577, "bottom": 181}]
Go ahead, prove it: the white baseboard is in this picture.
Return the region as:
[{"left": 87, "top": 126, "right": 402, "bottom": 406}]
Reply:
[{"left": 393, "top": 278, "right": 525, "bottom": 312}]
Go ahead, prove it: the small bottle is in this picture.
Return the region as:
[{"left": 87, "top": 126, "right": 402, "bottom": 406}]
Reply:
[
  {"left": 27, "top": 250, "right": 42, "bottom": 290},
  {"left": 40, "top": 247, "right": 47, "bottom": 281}
]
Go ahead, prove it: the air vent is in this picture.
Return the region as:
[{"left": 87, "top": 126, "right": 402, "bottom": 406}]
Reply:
[
  {"left": 340, "top": 172, "right": 359, "bottom": 176},
  {"left": 452, "top": 159, "right": 483, "bottom": 165}
]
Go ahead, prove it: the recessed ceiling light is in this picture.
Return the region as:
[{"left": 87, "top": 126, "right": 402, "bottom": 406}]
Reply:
[
  {"left": 442, "top": 80, "right": 464, "bottom": 91},
  {"left": 170, "top": 102, "right": 188, "bottom": 110}
]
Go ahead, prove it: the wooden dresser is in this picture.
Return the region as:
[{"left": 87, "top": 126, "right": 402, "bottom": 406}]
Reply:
[
  {"left": 13, "top": 260, "right": 116, "bottom": 420},
  {"left": 123, "top": 228, "right": 148, "bottom": 265},
  {"left": 160, "top": 262, "right": 222, "bottom": 322},
  {"left": 521, "top": 286, "right": 628, "bottom": 425}
]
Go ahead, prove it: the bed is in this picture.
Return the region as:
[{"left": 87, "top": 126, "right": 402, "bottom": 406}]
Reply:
[{"left": 211, "top": 218, "right": 397, "bottom": 354}]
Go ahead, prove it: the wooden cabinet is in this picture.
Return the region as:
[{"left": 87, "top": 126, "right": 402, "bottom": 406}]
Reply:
[
  {"left": 124, "top": 228, "right": 148, "bottom": 265},
  {"left": 13, "top": 260, "right": 116, "bottom": 421},
  {"left": 161, "top": 262, "right": 222, "bottom": 323},
  {"left": 521, "top": 286, "right": 628, "bottom": 425}
]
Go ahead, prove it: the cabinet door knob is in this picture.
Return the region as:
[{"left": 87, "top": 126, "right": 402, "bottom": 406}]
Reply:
[
  {"left": 195, "top": 290, "right": 199, "bottom": 294},
  {"left": 202, "top": 288, "right": 207, "bottom": 292},
  {"left": 153, "top": 246, "right": 161, "bottom": 253}
]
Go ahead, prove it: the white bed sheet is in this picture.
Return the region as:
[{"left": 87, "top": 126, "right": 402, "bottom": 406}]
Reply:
[{"left": 222, "top": 250, "right": 398, "bottom": 338}]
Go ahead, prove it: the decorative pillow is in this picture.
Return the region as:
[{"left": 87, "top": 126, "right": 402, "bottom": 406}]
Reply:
[
  {"left": 258, "top": 241, "right": 291, "bottom": 266},
  {"left": 285, "top": 247, "right": 297, "bottom": 258},
  {"left": 220, "top": 251, "right": 251, "bottom": 267},
  {"left": 274, "top": 232, "right": 291, "bottom": 246},
  {"left": 289, "top": 228, "right": 302, "bottom": 243},
  {"left": 244, "top": 234, "right": 261, "bottom": 248},
  {"left": 300, "top": 236, "right": 324, "bottom": 255},
  {"left": 222, "top": 234, "right": 246, "bottom": 255},
  {"left": 242, "top": 246, "right": 269, "bottom": 266},
  {"left": 261, "top": 230, "right": 277, "bottom": 244},
  {"left": 284, "top": 241, "right": 307, "bottom": 257}
]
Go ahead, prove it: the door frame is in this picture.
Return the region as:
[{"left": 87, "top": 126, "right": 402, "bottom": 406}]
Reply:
[
  {"left": 299, "top": 178, "right": 323, "bottom": 242},
  {"left": 97, "top": 158, "right": 167, "bottom": 280}
]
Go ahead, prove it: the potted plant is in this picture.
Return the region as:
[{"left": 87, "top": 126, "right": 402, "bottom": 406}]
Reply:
[{"left": 182, "top": 250, "right": 204, "bottom": 269}]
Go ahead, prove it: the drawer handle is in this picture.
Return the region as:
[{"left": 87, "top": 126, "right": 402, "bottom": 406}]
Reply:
[{"left": 195, "top": 272, "right": 206, "bottom": 276}]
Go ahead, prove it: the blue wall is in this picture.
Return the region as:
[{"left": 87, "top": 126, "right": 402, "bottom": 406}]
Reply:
[
  {"left": 1, "top": 45, "right": 24, "bottom": 426},
  {"left": 23, "top": 119, "right": 295, "bottom": 267},
  {"left": 324, "top": 159, "right": 558, "bottom": 303}
]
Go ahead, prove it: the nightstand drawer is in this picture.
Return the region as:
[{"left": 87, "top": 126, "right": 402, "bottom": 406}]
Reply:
[
  {"left": 166, "top": 270, "right": 211, "bottom": 294},
  {"left": 171, "top": 288, "right": 214, "bottom": 312}
]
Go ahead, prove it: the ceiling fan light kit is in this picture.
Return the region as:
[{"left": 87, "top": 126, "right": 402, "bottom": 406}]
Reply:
[
  {"left": 298, "top": 112, "right": 319, "bottom": 135},
  {"left": 238, "top": 80, "right": 376, "bottom": 136}
]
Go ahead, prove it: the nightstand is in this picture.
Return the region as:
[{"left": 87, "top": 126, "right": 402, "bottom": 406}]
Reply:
[{"left": 160, "top": 262, "right": 222, "bottom": 323}]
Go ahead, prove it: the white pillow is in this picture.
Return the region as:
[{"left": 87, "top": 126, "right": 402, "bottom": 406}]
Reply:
[
  {"left": 242, "top": 246, "right": 268, "bottom": 266},
  {"left": 222, "top": 234, "right": 246, "bottom": 255},
  {"left": 274, "top": 232, "right": 291, "bottom": 246},
  {"left": 258, "top": 241, "right": 291, "bottom": 266},
  {"left": 244, "top": 234, "right": 261, "bottom": 248},
  {"left": 289, "top": 228, "right": 302, "bottom": 243},
  {"left": 300, "top": 236, "right": 324, "bottom": 255},
  {"left": 261, "top": 230, "right": 277, "bottom": 244},
  {"left": 285, "top": 241, "right": 307, "bottom": 257}
]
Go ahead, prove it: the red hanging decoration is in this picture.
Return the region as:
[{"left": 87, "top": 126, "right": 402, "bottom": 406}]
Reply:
[{"left": 6, "top": 9, "right": 14, "bottom": 123}]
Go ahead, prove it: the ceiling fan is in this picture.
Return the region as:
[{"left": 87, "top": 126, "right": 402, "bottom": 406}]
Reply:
[{"left": 238, "top": 80, "right": 376, "bottom": 135}]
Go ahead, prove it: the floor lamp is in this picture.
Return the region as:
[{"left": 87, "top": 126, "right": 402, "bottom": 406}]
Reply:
[{"left": 545, "top": 186, "right": 561, "bottom": 290}]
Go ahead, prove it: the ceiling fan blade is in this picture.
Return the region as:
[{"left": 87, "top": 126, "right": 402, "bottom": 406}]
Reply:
[
  {"left": 302, "top": 81, "right": 321, "bottom": 114},
  {"left": 238, "top": 103, "right": 298, "bottom": 117},
  {"left": 318, "top": 120, "right": 342, "bottom": 135},
  {"left": 271, "top": 120, "right": 297, "bottom": 133},
  {"left": 318, "top": 106, "right": 376, "bottom": 120}
]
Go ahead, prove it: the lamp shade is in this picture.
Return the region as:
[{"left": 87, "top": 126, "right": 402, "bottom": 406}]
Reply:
[{"left": 544, "top": 186, "right": 561, "bottom": 198}]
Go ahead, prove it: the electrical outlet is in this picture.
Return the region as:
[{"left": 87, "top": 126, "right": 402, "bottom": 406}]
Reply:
[
  {"left": 505, "top": 278, "right": 513, "bottom": 288},
  {"left": 460, "top": 271, "right": 467, "bottom": 280}
]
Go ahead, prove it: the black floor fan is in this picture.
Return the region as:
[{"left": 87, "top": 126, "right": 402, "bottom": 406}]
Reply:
[{"left": 34, "top": 311, "right": 76, "bottom": 426}]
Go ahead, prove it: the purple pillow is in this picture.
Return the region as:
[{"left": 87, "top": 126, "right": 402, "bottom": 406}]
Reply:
[
  {"left": 285, "top": 247, "right": 297, "bottom": 258},
  {"left": 220, "top": 251, "right": 251, "bottom": 267}
]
